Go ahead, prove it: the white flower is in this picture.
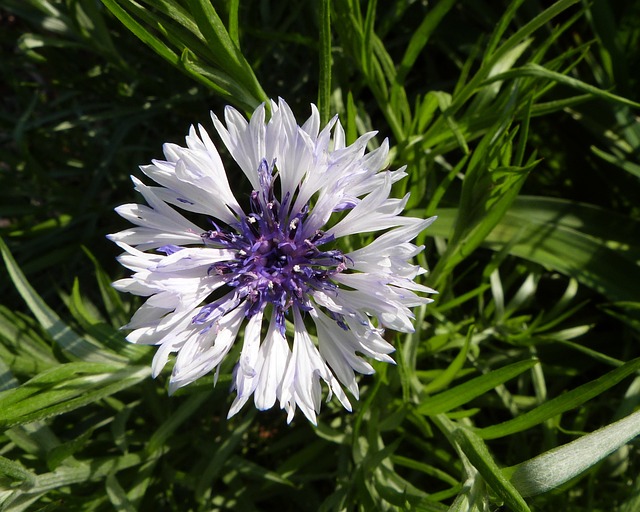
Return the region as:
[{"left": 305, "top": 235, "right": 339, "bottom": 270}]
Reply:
[{"left": 109, "top": 98, "right": 436, "bottom": 424}]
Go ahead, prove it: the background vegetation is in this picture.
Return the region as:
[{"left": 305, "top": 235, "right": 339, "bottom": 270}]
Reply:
[{"left": 1, "top": 0, "right": 639, "bottom": 510}]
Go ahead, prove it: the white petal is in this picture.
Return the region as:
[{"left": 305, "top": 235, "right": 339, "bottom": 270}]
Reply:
[
  {"left": 228, "top": 309, "right": 264, "bottom": 418},
  {"left": 211, "top": 104, "right": 268, "bottom": 190},
  {"left": 329, "top": 174, "right": 414, "bottom": 238},
  {"left": 254, "top": 311, "right": 289, "bottom": 410},
  {"left": 168, "top": 306, "right": 245, "bottom": 392}
]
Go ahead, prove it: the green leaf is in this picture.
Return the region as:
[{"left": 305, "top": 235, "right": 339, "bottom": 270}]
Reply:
[
  {"left": 429, "top": 116, "right": 537, "bottom": 286},
  {"left": 418, "top": 359, "right": 538, "bottom": 415},
  {"left": 433, "top": 91, "right": 468, "bottom": 154},
  {"left": 186, "top": 0, "right": 243, "bottom": 70},
  {"left": 361, "top": 0, "right": 377, "bottom": 82},
  {"left": 228, "top": 455, "right": 295, "bottom": 488},
  {"left": 486, "top": 63, "right": 640, "bottom": 109},
  {"left": 427, "top": 196, "right": 640, "bottom": 302},
  {"left": 476, "top": 357, "right": 640, "bottom": 439},
  {"left": 46, "top": 427, "right": 93, "bottom": 470},
  {"left": 145, "top": 392, "right": 210, "bottom": 454},
  {"left": 506, "top": 409, "right": 640, "bottom": 496},
  {"left": 99, "top": 0, "right": 179, "bottom": 65},
  {"left": 0, "top": 306, "right": 58, "bottom": 379},
  {"left": 396, "top": 0, "right": 456, "bottom": 85},
  {"left": 1, "top": 452, "right": 143, "bottom": 510},
  {"left": 422, "top": 327, "right": 472, "bottom": 394},
  {"left": 391, "top": 455, "right": 459, "bottom": 487},
  {"left": 0, "top": 454, "right": 36, "bottom": 486},
  {"left": 226, "top": 0, "right": 240, "bottom": 46},
  {"left": 72, "top": 0, "right": 127, "bottom": 67},
  {"left": 447, "top": 0, "right": 581, "bottom": 114},
  {"left": 1, "top": 238, "right": 126, "bottom": 364},
  {"left": 81, "top": 247, "right": 129, "bottom": 328},
  {"left": 0, "top": 356, "right": 19, "bottom": 392},
  {"left": 318, "top": 0, "right": 332, "bottom": 125},
  {"left": 482, "top": 0, "right": 526, "bottom": 59},
  {"left": 591, "top": 145, "right": 640, "bottom": 179},
  {"left": 105, "top": 473, "right": 137, "bottom": 512},
  {"left": 0, "top": 363, "right": 150, "bottom": 428},
  {"left": 68, "top": 279, "right": 150, "bottom": 363},
  {"left": 186, "top": 0, "right": 266, "bottom": 106},
  {"left": 194, "top": 410, "right": 256, "bottom": 499},
  {"left": 454, "top": 426, "right": 531, "bottom": 512},
  {"left": 180, "top": 48, "right": 261, "bottom": 111},
  {"left": 100, "top": 0, "right": 266, "bottom": 110}
]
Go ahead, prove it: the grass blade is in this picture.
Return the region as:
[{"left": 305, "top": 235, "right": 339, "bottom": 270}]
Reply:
[
  {"left": 507, "top": 409, "right": 640, "bottom": 496},
  {"left": 476, "top": 357, "right": 640, "bottom": 439},
  {"left": 318, "top": 0, "right": 332, "bottom": 125},
  {"left": 427, "top": 196, "right": 640, "bottom": 302},
  {"left": 454, "top": 426, "right": 531, "bottom": 512},
  {"left": 486, "top": 63, "right": 640, "bottom": 109},
  {"left": 0, "top": 238, "right": 125, "bottom": 363},
  {"left": 418, "top": 359, "right": 538, "bottom": 415}
]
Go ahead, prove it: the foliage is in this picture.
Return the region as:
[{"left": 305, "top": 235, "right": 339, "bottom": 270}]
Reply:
[{"left": 1, "top": 0, "right": 639, "bottom": 510}]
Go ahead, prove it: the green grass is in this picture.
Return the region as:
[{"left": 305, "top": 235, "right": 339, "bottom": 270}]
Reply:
[{"left": 1, "top": 0, "right": 639, "bottom": 510}]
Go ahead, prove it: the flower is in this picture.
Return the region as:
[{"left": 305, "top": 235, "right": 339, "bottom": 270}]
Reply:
[{"left": 109, "top": 98, "right": 436, "bottom": 424}]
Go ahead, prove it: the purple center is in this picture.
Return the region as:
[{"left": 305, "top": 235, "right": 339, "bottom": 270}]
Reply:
[{"left": 197, "top": 159, "right": 347, "bottom": 331}]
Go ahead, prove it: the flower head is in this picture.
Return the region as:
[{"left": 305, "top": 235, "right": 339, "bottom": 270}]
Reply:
[{"left": 109, "top": 98, "right": 435, "bottom": 424}]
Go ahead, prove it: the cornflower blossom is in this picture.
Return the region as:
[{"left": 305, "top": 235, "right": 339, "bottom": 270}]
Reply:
[{"left": 109, "top": 98, "right": 436, "bottom": 424}]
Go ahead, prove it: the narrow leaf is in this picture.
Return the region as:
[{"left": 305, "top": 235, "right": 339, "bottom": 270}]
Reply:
[
  {"left": 0, "top": 365, "right": 150, "bottom": 428},
  {"left": 422, "top": 328, "right": 472, "bottom": 394},
  {"left": 476, "top": 357, "right": 640, "bottom": 439},
  {"left": 396, "top": 0, "right": 456, "bottom": 84},
  {"left": 106, "top": 473, "right": 137, "bottom": 512},
  {"left": 318, "top": 0, "right": 332, "bottom": 125},
  {"left": 455, "top": 427, "right": 531, "bottom": 512},
  {"left": 145, "top": 392, "right": 210, "bottom": 454},
  {"left": 0, "top": 238, "right": 125, "bottom": 363},
  {"left": 486, "top": 63, "right": 640, "bottom": 109},
  {"left": 426, "top": 196, "right": 640, "bottom": 302},
  {"left": 194, "top": 410, "right": 256, "bottom": 499},
  {"left": 0, "top": 455, "right": 36, "bottom": 486},
  {"left": 418, "top": 359, "right": 538, "bottom": 415},
  {"left": 100, "top": 0, "right": 179, "bottom": 65},
  {"left": 507, "top": 409, "right": 640, "bottom": 496}
]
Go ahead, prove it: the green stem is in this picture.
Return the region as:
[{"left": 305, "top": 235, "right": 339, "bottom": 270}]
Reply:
[{"left": 318, "top": 0, "right": 332, "bottom": 125}]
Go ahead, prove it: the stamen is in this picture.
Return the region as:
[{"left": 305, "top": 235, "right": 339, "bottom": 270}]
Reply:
[
  {"left": 289, "top": 217, "right": 299, "bottom": 236},
  {"left": 201, "top": 171, "right": 347, "bottom": 326}
]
